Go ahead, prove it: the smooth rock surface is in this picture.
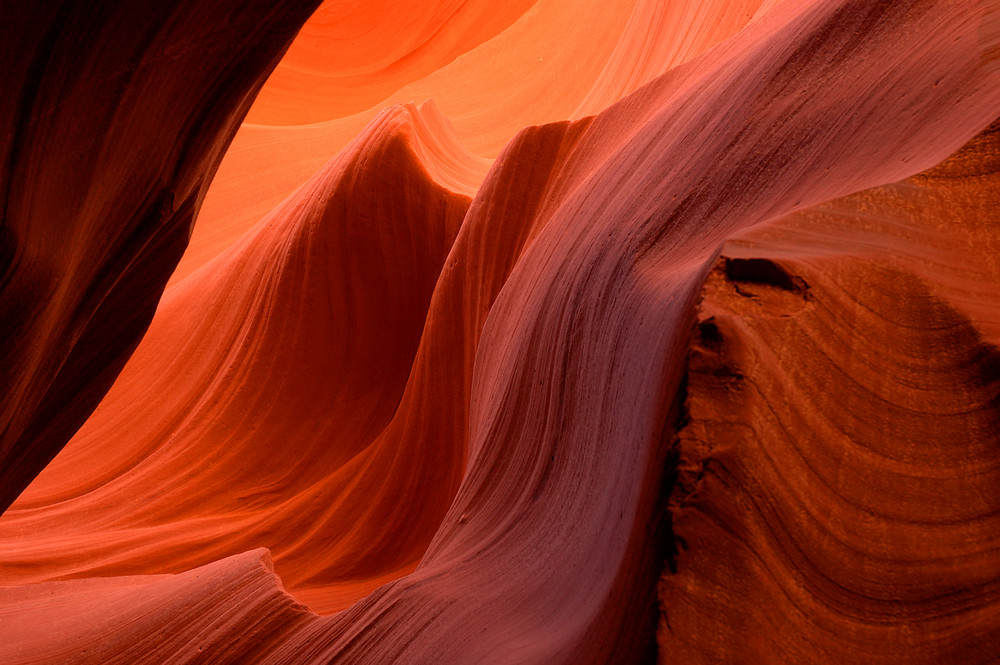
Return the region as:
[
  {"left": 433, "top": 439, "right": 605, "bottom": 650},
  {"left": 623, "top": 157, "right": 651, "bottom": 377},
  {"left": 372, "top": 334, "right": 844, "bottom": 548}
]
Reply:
[{"left": 2, "top": 0, "right": 1000, "bottom": 663}]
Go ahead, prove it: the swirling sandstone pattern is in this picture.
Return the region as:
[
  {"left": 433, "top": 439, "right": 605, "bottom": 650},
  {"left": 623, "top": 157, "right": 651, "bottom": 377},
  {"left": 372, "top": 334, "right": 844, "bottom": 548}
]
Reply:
[
  {"left": 0, "top": 0, "right": 322, "bottom": 516},
  {"left": 174, "top": 0, "right": 765, "bottom": 286},
  {"left": 0, "top": 104, "right": 473, "bottom": 613},
  {"left": 663, "top": 121, "right": 1000, "bottom": 663},
  {"left": 1, "top": 0, "right": 999, "bottom": 663}
]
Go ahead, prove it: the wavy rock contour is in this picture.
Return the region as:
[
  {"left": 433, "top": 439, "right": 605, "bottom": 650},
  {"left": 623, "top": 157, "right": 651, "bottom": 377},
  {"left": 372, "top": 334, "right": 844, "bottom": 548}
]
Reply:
[
  {"left": 1, "top": 0, "right": 1000, "bottom": 663},
  {"left": 0, "top": 0, "right": 322, "bottom": 513}
]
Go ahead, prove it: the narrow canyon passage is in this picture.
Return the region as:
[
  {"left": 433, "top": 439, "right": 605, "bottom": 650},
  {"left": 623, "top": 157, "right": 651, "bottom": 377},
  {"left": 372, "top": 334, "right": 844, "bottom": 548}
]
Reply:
[{"left": 1, "top": 1, "right": 999, "bottom": 663}]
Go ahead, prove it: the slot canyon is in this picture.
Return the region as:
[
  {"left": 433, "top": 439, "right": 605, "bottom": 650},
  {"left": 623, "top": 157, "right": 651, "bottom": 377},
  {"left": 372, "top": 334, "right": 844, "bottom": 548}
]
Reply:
[{"left": 1, "top": 0, "right": 999, "bottom": 662}]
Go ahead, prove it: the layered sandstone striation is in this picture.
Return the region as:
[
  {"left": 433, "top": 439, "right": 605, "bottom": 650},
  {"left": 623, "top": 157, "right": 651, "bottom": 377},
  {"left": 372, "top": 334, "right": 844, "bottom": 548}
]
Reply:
[
  {"left": 663, "top": 121, "right": 1000, "bottom": 663},
  {"left": 0, "top": 0, "right": 323, "bottom": 515},
  {"left": 1, "top": 0, "right": 999, "bottom": 663}
]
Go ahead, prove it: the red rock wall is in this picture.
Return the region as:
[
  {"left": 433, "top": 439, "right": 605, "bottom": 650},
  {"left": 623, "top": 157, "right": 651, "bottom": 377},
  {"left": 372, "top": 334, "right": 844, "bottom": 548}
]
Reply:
[
  {"left": 0, "top": 0, "right": 322, "bottom": 513},
  {"left": 663, "top": 122, "right": 1000, "bottom": 663},
  {"left": 2, "top": 0, "right": 1000, "bottom": 663}
]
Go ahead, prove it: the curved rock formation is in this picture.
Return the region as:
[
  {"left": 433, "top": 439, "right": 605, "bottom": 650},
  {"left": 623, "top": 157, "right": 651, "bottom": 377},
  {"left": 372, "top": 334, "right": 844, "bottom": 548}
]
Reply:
[
  {"left": 2, "top": 0, "right": 1000, "bottom": 663},
  {"left": 663, "top": 119, "right": 1000, "bottom": 664},
  {"left": 0, "top": 0, "right": 322, "bottom": 514},
  {"left": 244, "top": 0, "right": 539, "bottom": 125},
  {"left": 175, "top": 0, "right": 767, "bottom": 287},
  {"left": 1, "top": 550, "right": 317, "bottom": 663},
  {"left": 0, "top": 103, "right": 472, "bottom": 613}
]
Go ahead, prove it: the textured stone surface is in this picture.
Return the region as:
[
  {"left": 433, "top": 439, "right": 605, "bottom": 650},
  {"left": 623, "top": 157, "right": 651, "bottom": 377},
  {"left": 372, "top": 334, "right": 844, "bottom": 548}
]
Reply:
[{"left": 2, "top": 1, "right": 999, "bottom": 663}]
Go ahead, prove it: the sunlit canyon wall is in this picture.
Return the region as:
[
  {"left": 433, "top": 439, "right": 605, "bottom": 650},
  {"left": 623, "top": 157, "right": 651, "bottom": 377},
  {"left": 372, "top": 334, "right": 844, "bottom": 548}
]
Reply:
[{"left": 2, "top": 1, "right": 1000, "bottom": 663}]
